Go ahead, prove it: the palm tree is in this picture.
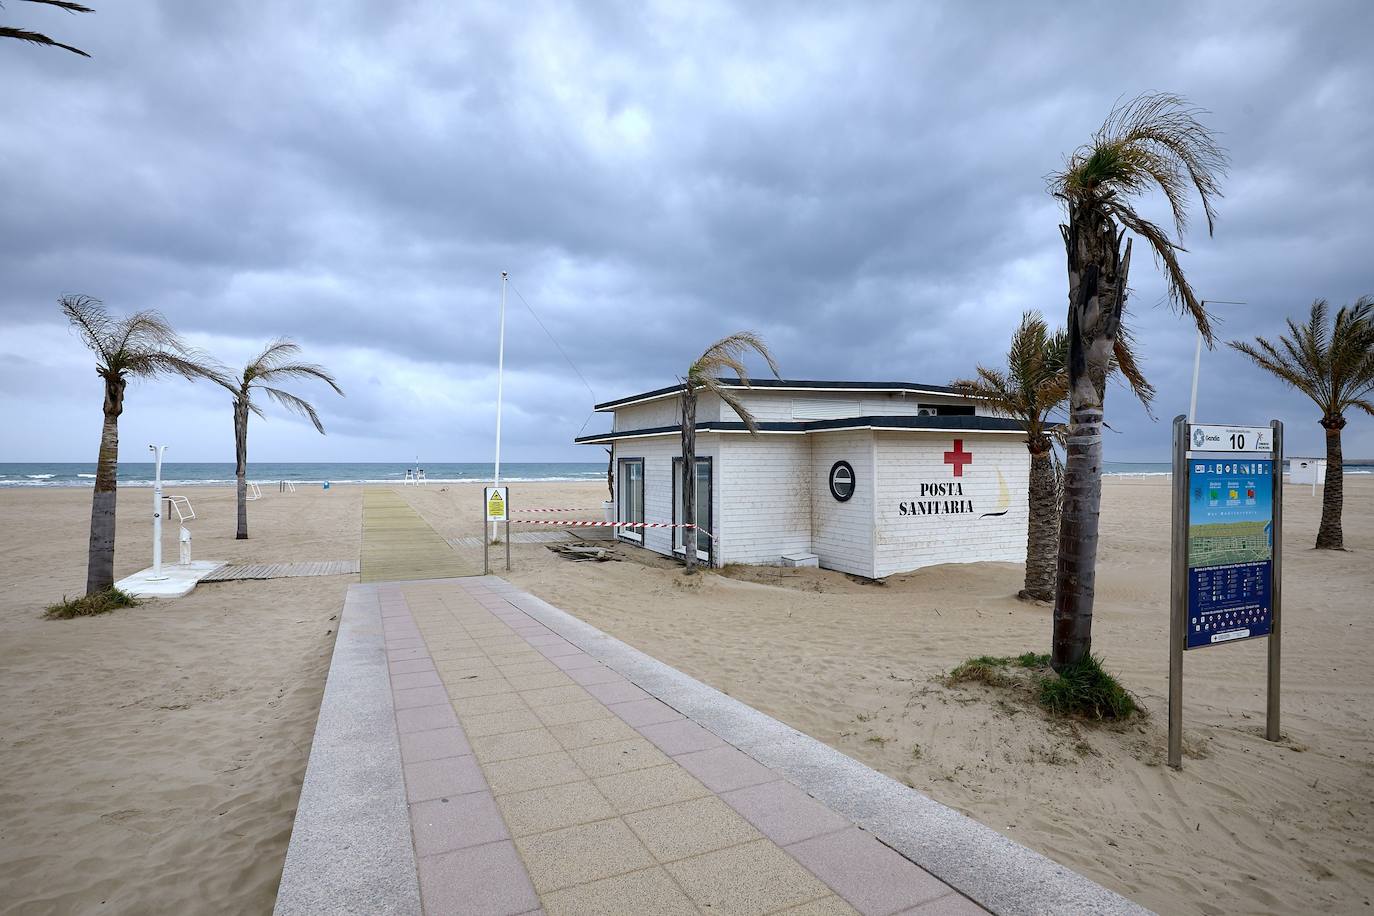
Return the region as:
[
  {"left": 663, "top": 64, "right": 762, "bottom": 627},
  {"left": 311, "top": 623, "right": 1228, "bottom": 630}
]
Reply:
[
  {"left": 1047, "top": 92, "right": 1226, "bottom": 672},
  {"left": 953, "top": 312, "right": 1153, "bottom": 601},
  {"left": 1230, "top": 298, "right": 1374, "bottom": 549},
  {"left": 680, "top": 332, "right": 780, "bottom": 573},
  {"left": 216, "top": 339, "right": 343, "bottom": 539},
  {"left": 2, "top": 0, "right": 94, "bottom": 56},
  {"left": 62, "top": 295, "right": 222, "bottom": 595}
]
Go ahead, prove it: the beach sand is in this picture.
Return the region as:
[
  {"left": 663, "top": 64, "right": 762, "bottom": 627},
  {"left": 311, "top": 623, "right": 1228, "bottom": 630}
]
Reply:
[
  {"left": 0, "top": 485, "right": 359, "bottom": 915},
  {"left": 1, "top": 477, "right": 1370, "bottom": 915}
]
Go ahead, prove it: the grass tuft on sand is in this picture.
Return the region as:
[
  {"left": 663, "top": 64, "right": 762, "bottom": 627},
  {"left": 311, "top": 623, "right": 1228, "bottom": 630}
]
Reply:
[
  {"left": 1037, "top": 654, "right": 1137, "bottom": 720},
  {"left": 44, "top": 587, "right": 139, "bottom": 620},
  {"left": 948, "top": 651, "right": 1137, "bottom": 721}
]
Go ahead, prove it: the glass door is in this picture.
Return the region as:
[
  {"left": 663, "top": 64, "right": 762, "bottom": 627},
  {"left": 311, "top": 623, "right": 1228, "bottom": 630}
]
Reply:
[
  {"left": 673, "top": 457, "right": 711, "bottom": 560},
  {"left": 618, "top": 459, "right": 644, "bottom": 541}
]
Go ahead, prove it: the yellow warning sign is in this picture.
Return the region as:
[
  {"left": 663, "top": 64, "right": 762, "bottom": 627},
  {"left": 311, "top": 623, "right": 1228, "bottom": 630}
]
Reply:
[{"left": 484, "top": 486, "right": 508, "bottom": 521}]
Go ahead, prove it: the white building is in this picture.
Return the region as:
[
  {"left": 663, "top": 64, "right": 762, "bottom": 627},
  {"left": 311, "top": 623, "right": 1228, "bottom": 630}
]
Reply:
[{"left": 576, "top": 379, "right": 1031, "bottom": 579}]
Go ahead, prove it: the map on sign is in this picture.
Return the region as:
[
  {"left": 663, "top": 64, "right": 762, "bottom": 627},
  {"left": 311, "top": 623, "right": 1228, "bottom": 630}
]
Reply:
[
  {"left": 1186, "top": 458, "right": 1273, "bottom": 649},
  {"left": 484, "top": 486, "right": 508, "bottom": 522}
]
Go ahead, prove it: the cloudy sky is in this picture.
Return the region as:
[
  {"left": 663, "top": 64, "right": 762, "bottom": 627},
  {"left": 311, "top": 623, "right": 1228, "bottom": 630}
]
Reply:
[{"left": 2, "top": 1, "right": 1371, "bottom": 464}]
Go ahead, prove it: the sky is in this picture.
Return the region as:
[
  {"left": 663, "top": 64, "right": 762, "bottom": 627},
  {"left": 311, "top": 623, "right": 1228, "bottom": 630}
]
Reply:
[{"left": 2, "top": 1, "right": 1371, "bottom": 464}]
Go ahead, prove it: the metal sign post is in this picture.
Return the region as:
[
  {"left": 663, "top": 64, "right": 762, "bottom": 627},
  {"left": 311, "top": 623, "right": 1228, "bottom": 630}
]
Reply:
[
  {"left": 1169, "top": 417, "right": 1283, "bottom": 769},
  {"left": 484, "top": 486, "right": 510, "bottom": 575}
]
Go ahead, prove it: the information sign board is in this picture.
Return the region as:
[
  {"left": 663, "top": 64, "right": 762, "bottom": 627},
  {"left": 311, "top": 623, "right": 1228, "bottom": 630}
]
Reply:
[
  {"left": 1185, "top": 458, "right": 1274, "bottom": 648},
  {"left": 484, "top": 486, "right": 508, "bottom": 522},
  {"left": 1188, "top": 424, "right": 1273, "bottom": 453}
]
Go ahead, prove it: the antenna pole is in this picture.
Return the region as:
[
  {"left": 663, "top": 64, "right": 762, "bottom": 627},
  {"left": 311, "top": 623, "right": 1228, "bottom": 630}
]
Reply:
[{"left": 492, "top": 271, "right": 508, "bottom": 542}]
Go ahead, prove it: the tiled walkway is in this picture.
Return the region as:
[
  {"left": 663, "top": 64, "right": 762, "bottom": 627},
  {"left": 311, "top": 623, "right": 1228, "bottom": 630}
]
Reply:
[{"left": 379, "top": 578, "right": 987, "bottom": 916}]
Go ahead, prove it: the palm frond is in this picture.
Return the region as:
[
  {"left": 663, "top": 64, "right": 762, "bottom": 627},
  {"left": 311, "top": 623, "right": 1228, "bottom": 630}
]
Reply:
[
  {"left": 126, "top": 348, "right": 225, "bottom": 383},
  {"left": 1107, "top": 203, "right": 1211, "bottom": 340},
  {"left": 60, "top": 294, "right": 114, "bottom": 364},
  {"left": 0, "top": 24, "right": 89, "bottom": 55},
  {"left": 17, "top": 1, "right": 97, "bottom": 12},
  {"left": 245, "top": 338, "right": 302, "bottom": 375},
  {"left": 716, "top": 387, "right": 760, "bottom": 434},
  {"left": 688, "top": 331, "right": 780, "bottom": 389},
  {"left": 260, "top": 386, "right": 326, "bottom": 433},
  {"left": 254, "top": 361, "right": 345, "bottom": 395},
  {"left": 1109, "top": 323, "right": 1156, "bottom": 413}
]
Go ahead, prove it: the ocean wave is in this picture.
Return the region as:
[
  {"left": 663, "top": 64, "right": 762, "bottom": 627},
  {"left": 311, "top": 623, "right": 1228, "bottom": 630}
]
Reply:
[
  {"left": 26, "top": 474, "right": 55, "bottom": 479},
  {"left": 77, "top": 473, "right": 97, "bottom": 478}
]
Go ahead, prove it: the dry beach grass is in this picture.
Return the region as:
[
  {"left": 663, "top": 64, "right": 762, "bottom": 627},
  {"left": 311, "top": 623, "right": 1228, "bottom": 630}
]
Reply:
[{"left": 0, "top": 477, "right": 1370, "bottom": 914}]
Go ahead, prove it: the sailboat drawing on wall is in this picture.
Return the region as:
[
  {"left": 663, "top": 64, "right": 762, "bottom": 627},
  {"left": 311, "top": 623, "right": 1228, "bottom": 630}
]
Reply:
[{"left": 980, "top": 468, "right": 1011, "bottom": 518}]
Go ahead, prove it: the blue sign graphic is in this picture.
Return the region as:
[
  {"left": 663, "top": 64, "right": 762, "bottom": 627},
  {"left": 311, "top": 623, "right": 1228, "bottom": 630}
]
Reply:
[{"left": 1185, "top": 459, "right": 1273, "bottom": 649}]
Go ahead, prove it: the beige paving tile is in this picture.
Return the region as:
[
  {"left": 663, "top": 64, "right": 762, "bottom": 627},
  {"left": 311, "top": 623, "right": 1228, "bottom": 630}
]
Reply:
[
  {"left": 486, "top": 649, "right": 546, "bottom": 667},
  {"left": 541, "top": 866, "right": 698, "bottom": 916},
  {"left": 534, "top": 699, "right": 614, "bottom": 727},
  {"left": 568, "top": 737, "right": 671, "bottom": 778},
  {"left": 495, "top": 780, "right": 616, "bottom": 836},
  {"left": 469, "top": 727, "right": 563, "bottom": 763},
  {"left": 460, "top": 707, "right": 543, "bottom": 736},
  {"left": 450, "top": 690, "right": 528, "bottom": 717},
  {"left": 594, "top": 764, "right": 712, "bottom": 815},
  {"left": 446, "top": 675, "right": 516, "bottom": 700},
  {"left": 625, "top": 795, "right": 762, "bottom": 862},
  {"left": 548, "top": 716, "right": 640, "bottom": 750},
  {"left": 515, "top": 817, "right": 655, "bottom": 893},
  {"left": 483, "top": 749, "right": 585, "bottom": 795},
  {"left": 499, "top": 660, "right": 563, "bottom": 679},
  {"left": 517, "top": 684, "right": 593, "bottom": 708},
  {"left": 505, "top": 671, "right": 576, "bottom": 691},
  {"left": 665, "top": 838, "right": 833, "bottom": 916}
]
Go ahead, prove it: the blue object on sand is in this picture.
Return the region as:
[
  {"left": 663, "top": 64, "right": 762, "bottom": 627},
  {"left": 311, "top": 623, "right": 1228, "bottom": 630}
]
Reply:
[{"left": 323, "top": 481, "right": 331, "bottom": 490}]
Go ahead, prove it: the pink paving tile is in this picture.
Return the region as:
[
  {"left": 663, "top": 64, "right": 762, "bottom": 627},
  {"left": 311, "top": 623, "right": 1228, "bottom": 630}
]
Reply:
[
  {"left": 387, "top": 647, "right": 428, "bottom": 662},
  {"left": 389, "top": 658, "right": 437, "bottom": 675},
  {"left": 380, "top": 605, "right": 410, "bottom": 618},
  {"left": 396, "top": 703, "right": 460, "bottom": 734},
  {"left": 401, "top": 726, "right": 472, "bottom": 764},
  {"left": 785, "top": 827, "right": 950, "bottom": 915},
  {"left": 566, "top": 666, "right": 627, "bottom": 687},
  {"left": 635, "top": 718, "right": 727, "bottom": 756},
  {"left": 609, "top": 698, "right": 684, "bottom": 728},
  {"left": 417, "top": 840, "right": 540, "bottom": 916},
  {"left": 523, "top": 634, "right": 568, "bottom": 647},
  {"left": 409, "top": 791, "right": 509, "bottom": 856},
  {"left": 552, "top": 653, "right": 603, "bottom": 671},
  {"left": 672, "top": 745, "right": 777, "bottom": 793},
  {"left": 896, "top": 893, "right": 991, "bottom": 915},
  {"left": 720, "top": 779, "right": 851, "bottom": 846},
  {"left": 582, "top": 680, "right": 651, "bottom": 706},
  {"left": 404, "top": 754, "right": 486, "bottom": 803},
  {"left": 391, "top": 670, "right": 443, "bottom": 691},
  {"left": 395, "top": 685, "right": 452, "bottom": 710}
]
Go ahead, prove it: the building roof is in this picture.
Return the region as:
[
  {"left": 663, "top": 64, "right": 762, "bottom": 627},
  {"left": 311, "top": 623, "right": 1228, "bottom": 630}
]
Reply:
[
  {"left": 594, "top": 378, "right": 968, "bottom": 412},
  {"left": 575, "top": 414, "right": 1026, "bottom": 445}
]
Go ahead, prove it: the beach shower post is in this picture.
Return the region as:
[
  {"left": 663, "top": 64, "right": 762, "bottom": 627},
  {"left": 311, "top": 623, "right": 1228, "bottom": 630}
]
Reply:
[{"left": 148, "top": 444, "right": 168, "bottom": 581}]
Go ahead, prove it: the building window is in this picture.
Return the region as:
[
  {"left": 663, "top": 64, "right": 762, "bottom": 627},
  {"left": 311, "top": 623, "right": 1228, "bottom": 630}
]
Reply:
[
  {"left": 618, "top": 458, "right": 644, "bottom": 542},
  {"left": 829, "top": 460, "right": 855, "bottom": 501},
  {"left": 672, "top": 457, "right": 712, "bottom": 561}
]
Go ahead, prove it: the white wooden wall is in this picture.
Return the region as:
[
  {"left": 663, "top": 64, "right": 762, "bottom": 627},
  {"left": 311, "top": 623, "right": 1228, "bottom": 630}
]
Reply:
[
  {"left": 809, "top": 431, "right": 877, "bottom": 577},
  {"left": 872, "top": 432, "right": 1029, "bottom": 577},
  {"left": 613, "top": 434, "right": 721, "bottom": 565},
  {"left": 716, "top": 434, "right": 814, "bottom": 565}
]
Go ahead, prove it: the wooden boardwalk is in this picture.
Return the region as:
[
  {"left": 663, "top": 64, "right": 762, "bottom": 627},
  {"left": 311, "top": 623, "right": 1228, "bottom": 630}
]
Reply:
[
  {"left": 361, "top": 488, "right": 478, "bottom": 583},
  {"left": 447, "top": 530, "right": 574, "bottom": 549},
  {"left": 201, "top": 560, "right": 359, "bottom": 582}
]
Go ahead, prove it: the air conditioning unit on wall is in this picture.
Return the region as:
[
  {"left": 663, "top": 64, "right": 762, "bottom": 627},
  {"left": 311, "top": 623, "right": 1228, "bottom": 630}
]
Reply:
[{"left": 917, "top": 407, "right": 938, "bottom": 417}]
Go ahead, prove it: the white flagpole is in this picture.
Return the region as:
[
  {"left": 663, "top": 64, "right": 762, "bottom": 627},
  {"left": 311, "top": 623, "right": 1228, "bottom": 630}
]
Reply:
[
  {"left": 492, "top": 271, "right": 508, "bottom": 542},
  {"left": 1188, "top": 299, "right": 1246, "bottom": 424}
]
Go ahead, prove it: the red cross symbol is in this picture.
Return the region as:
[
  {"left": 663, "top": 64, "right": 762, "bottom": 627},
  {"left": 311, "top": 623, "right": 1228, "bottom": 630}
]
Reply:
[{"left": 944, "top": 439, "right": 973, "bottom": 477}]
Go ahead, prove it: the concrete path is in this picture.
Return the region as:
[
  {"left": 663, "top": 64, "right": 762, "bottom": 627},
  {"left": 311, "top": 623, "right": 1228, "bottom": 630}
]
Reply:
[
  {"left": 361, "top": 488, "right": 478, "bottom": 583},
  {"left": 278, "top": 576, "right": 1150, "bottom": 916}
]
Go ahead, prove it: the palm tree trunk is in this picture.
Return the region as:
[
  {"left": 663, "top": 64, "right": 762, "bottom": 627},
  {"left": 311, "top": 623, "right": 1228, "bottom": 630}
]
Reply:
[
  {"left": 1316, "top": 420, "right": 1345, "bottom": 549},
  {"left": 681, "top": 387, "right": 697, "bottom": 574},
  {"left": 1021, "top": 444, "right": 1057, "bottom": 601},
  {"left": 234, "top": 400, "right": 249, "bottom": 540},
  {"left": 86, "top": 376, "right": 125, "bottom": 595},
  {"left": 1052, "top": 207, "right": 1130, "bottom": 672}
]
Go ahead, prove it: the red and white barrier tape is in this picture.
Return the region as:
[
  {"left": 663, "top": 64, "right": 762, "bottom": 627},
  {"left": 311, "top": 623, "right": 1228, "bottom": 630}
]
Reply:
[
  {"left": 507, "top": 518, "right": 715, "bottom": 540},
  {"left": 512, "top": 507, "right": 601, "bottom": 513}
]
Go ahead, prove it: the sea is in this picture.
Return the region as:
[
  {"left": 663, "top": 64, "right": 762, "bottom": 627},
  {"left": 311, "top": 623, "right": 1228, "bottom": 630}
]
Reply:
[{"left": 1, "top": 460, "right": 1368, "bottom": 488}]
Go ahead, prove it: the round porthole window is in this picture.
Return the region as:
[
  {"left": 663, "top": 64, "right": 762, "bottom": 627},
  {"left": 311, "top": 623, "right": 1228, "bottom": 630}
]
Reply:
[{"left": 828, "top": 460, "right": 855, "bottom": 502}]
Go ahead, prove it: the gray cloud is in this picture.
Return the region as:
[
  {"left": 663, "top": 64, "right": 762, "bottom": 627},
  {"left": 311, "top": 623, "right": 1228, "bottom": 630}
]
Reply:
[{"left": 2, "top": 0, "right": 1372, "bottom": 463}]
